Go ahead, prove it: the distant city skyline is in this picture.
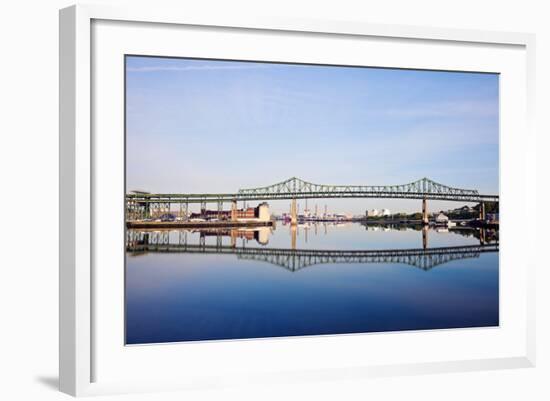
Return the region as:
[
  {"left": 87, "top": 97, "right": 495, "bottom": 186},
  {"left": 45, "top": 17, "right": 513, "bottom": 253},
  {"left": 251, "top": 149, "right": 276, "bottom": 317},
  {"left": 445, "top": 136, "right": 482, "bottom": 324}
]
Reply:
[{"left": 126, "top": 56, "right": 499, "bottom": 214}]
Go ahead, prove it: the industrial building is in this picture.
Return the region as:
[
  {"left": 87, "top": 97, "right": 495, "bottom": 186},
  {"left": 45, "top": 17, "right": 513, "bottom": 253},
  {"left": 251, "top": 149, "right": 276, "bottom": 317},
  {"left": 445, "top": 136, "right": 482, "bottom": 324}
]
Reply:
[{"left": 190, "top": 202, "right": 271, "bottom": 222}]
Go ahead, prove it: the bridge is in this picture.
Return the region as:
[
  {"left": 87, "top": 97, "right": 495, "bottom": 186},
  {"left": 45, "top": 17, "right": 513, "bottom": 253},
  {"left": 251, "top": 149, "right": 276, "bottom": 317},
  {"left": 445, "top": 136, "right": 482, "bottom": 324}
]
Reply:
[
  {"left": 126, "top": 177, "right": 499, "bottom": 224},
  {"left": 126, "top": 233, "right": 499, "bottom": 272}
]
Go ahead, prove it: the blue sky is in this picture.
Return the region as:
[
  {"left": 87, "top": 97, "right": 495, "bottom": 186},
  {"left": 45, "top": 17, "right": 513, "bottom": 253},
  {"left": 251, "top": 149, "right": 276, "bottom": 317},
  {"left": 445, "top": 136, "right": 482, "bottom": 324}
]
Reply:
[{"left": 126, "top": 56, "right": 499, "bottom": 214}]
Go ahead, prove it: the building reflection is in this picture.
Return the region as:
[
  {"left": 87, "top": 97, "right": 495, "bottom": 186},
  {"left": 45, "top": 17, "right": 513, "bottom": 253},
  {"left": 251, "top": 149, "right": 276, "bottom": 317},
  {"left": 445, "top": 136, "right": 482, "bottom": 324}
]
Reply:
[
  {"left": 198, "top": 227, "right": 271, "bottom": 246},
  {"left": 126, "top": 223, "right": 498, "bottom": 252},
  {"left": 126, "top": 224, "right": 499, "bottom": 272}
]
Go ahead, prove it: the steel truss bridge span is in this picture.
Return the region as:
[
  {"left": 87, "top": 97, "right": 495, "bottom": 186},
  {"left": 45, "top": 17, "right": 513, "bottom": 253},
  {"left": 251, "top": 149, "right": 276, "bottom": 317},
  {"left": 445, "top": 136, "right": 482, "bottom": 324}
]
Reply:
[
  {"left": 126, "top": 177, "right": 500, "bottom": 204},
  {"left": 126, "top": 243, "right": 499, "bottom": 272}
]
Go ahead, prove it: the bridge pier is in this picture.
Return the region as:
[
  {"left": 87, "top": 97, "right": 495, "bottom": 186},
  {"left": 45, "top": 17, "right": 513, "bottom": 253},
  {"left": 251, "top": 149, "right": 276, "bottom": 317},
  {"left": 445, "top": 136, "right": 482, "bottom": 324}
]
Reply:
[
  {"left": 290, "top": 198, "right": 297, "bottom": 225},
  {"left": 200, "top": 201, "right": 206, "bottom": 218},
  {"left": 422, "top": 197, "right": 429, "bottom": 225},
  {"left": 178, "top": 230, "right": 187, "bottom": 247},
  {"left": 144, "top": 203, "right": 150, "bottom": 219},
  {"left": 479, "top": 202, "right": 486, "bottom": 221},
  {"left": 231, "top": 200, "right": 237, "bottom": 221},
  {"left": 290, "top": 225, "right": 297, "bottom": 250},
  {"left": 422, "top": 226, "right": 428, "bottom": 249},
  {"left": 154, "top": 202, "right": 169, "bottom": 218},
  {"left": 179, "top": 202, "right": 189, "bottom": 220},
  {"left": 217, "top": 201, "right": 223, "bottom": 220}
]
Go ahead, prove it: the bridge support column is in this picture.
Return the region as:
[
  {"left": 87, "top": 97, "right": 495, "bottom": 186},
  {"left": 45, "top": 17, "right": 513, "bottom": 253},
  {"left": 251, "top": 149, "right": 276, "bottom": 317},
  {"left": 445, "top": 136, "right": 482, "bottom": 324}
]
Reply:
[
  {"left": 126, "top": 202, "right": 132, "bottom": 221},
  {"left": 217, "top": 201, "right": 223, "bottom": 220},
  {"left": 290, "top": 198, "right": 297, "bottom": 225},
  {"left": 179, "top": 230, "right": 187, "bottom": 247},
  {"left": 200, "top": 201, "right": 206, "bottom": 218},
  {"left": 479, "top": 202, "right": 486, "bottom": 221},
  {"left": 231, "top": 200, "right": 237, "bottom": 221},
  {"left": 178, "top": 202, "right": 188, "bottom": 220},
  {"left": 290, "top": 225, "right": 297, "bottom": 250},
  {"left": 422, "top": 226, "right": 428, "bottom": 250},
  {"left": 422, "top": 198, "right": 429, "bottom": 225},
  {"left": 144, "top": 203, "right": 150, "bottom": 219},
  {"left": 479, "top": 228, "right": 486, "bottom": 245}
]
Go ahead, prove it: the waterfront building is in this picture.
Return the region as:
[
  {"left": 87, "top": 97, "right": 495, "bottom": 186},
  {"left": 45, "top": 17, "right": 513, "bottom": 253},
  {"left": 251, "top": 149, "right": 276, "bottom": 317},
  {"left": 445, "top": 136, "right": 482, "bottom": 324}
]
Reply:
[
  {"left": 190, "top": 202, "right": 271, "bottom": 222},
  {"left": 435, "top": 212, "right": 449, "bottom": 223},
  {"left": 255, "top": 202, "right": 271, "bottom": 222}
]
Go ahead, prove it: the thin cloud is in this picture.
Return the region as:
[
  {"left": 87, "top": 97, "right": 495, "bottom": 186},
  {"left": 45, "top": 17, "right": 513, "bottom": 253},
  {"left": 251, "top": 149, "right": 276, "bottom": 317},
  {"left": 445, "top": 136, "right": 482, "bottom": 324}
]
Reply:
[
  {"left": 380, "top": 99, "right": 498, "bottom": 118},
  {"left": 126, "top": 64, "right": 268, "bottom": 72}
]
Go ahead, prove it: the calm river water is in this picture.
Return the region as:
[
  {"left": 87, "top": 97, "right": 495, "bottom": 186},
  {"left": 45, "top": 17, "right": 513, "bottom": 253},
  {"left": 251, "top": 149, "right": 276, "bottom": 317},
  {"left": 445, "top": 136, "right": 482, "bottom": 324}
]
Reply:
[{"left": 125, "top": 222, "right": 499, "bottom": 344}]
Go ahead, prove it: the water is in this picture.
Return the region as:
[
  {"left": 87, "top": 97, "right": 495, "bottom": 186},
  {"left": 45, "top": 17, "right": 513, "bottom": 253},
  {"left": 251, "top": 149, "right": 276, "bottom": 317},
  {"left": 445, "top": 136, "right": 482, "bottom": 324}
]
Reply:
[{"left": 125, "top": 222, "right": 499, "bottom": 344}]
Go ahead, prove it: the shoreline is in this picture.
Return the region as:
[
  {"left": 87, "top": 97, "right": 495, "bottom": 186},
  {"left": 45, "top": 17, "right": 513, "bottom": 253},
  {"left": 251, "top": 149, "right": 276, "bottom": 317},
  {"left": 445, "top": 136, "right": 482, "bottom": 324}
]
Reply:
[
  {"left": 277, "top": 218, "right": 498, "bottom": 228},
  {"left": 126, "top": 220, "right": 274, "bottom": 229},
  {"left": 127, "top": 219, "right": 498, "bottom": 230}
]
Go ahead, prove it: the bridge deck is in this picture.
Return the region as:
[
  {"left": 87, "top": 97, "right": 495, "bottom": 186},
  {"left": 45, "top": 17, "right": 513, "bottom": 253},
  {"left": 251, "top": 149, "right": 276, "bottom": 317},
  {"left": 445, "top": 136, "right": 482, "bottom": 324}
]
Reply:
[
  {"left": 126, "top": 177, "right": 499, "bottom": 204},
  {"left": 126, "top": 191, "right": 499, "bottom": 203}
]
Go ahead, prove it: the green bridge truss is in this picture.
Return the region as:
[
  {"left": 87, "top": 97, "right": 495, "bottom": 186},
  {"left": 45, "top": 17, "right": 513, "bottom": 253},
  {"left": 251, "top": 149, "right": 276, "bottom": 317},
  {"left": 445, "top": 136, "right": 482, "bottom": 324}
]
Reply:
[{"left": 126, "top": 177, "right": 499, "bottom": 204}]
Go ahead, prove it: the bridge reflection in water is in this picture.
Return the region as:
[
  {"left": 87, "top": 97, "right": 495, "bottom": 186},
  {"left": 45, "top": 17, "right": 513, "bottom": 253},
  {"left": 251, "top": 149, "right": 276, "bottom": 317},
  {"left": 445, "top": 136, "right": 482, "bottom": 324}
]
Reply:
[{"left": 126, "top": 229, "right": 499, "bottom": 272}]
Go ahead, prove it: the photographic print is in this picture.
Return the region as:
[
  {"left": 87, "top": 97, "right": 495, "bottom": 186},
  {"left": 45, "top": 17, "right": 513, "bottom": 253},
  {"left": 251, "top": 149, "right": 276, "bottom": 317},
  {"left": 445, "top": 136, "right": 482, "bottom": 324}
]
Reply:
[{"left": 125, "top": 56, "right": 499, "bottom": 345}]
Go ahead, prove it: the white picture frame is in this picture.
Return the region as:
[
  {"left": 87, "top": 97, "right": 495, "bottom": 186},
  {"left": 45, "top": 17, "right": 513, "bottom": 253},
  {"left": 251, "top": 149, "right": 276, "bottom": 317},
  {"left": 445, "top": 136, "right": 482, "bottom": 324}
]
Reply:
[{"left": 59, "top": 4, "right": 536, "bottom": 397}]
